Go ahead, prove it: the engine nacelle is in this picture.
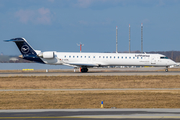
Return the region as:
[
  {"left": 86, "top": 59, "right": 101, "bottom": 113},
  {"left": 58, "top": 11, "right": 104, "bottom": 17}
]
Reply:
[{"left": 39, "top": 52, "right": 55, "bottom": 59}]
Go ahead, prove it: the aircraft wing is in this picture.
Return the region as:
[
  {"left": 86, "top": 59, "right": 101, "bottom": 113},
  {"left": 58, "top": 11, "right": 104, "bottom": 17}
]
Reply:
[{"left": 63, "top": 62, "right": 100, "bottom": 67}]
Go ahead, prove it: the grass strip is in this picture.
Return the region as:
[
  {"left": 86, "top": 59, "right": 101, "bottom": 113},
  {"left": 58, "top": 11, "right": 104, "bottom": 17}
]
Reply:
[
  {"left": 0, "top": 90, "right": 180, "bottom": 109},
  {"left": 0, "top": 75, "right": 180, "bottom": 89}
]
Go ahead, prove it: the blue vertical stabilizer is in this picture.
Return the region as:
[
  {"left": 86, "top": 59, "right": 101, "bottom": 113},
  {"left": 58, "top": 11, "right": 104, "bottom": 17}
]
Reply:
[{"left": 4, "top": 38, "right": 44, "bottom": 63}]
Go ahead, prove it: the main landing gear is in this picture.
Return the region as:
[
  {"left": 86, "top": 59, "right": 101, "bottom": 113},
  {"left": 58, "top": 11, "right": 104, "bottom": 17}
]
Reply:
[
  {"left": 165, "top": 66, "right": 168, "bottom": 72},
  {"left": 80, "top": 67, "right": 88, "bottom": 73}
]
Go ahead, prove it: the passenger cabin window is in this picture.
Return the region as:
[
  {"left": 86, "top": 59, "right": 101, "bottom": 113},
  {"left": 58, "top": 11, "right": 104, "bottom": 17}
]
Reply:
[
  {"left": 73, "top": 56, "right": 75, "bottom": 58},
  {"left": 64, "top": 56, "right": 66, "bottom": 58},
  {"left": 88, "top": 56, "right": 90, "bottom": 58},
  {"left": 69, "top": 56, "right": 71, "bottom": 58},
  {"left": 160, "top": 57, "right": 168, "bottom": 59},
  {"left": 93, "top": 56, "right": 95, "bottom": 58},
  {"left": 129, "top": 57, "right": 131, "bottom": 59},
  {"left": 77, "top": 56, "right": 78, "bottom": 58},
  {"left": 81, "top": 56, "right": 82, "bottom": 58},
  {"left": 114, "top": 56, "right": 115, "bottom": 58},
  {"left": 99, "top": 56, "right": 101, "bottom": 58}
]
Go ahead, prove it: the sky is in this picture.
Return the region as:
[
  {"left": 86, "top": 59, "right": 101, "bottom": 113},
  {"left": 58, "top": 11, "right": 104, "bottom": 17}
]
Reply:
[{"left": 0, "top": 0, "right": 180, "bottom": 55}]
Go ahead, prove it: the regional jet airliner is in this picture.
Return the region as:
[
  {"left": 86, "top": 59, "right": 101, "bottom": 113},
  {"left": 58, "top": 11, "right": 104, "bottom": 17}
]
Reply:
[{"left": 5, "top": 38, "right": 176, "bottom": 72}]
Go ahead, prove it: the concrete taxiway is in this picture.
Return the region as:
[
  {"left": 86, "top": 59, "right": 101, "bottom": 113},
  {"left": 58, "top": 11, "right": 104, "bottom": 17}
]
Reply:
[
  {"left": 0, "top": 71, "right": 180, "bottom": 77},
  {"left": 1, "top": 67, "right": 180, "bottom": 76},
  {"left": 0, "top": 109, "right": 180, "bottom": 120}
]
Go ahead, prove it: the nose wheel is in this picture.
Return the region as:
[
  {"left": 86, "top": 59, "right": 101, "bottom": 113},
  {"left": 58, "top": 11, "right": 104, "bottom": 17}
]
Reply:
[{"left": 165, "top": 66, "right": 168, "bottom": 72}]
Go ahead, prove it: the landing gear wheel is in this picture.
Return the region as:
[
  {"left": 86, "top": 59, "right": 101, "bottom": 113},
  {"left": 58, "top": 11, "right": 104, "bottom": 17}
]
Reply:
[
  {"left": 81, "top": 68, "right": 88, "bottom": 73},
  {"left": 165, "top": 66, "right": 168, "bottom": 72}
]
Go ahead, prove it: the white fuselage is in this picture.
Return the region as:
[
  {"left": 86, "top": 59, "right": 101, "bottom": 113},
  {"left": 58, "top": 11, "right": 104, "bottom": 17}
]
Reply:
[
  {"left": 6, "top": 37, "right": 176, "bottom": 72},
  {"left": 40, "top": 52, "right": 176, "bottom": 68}
]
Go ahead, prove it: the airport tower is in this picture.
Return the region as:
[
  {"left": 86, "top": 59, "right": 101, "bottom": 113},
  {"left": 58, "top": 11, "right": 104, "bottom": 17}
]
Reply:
[
  {"left": 141, "top": 23, "right": 143, "bottom": 53},
  {"left": 129, "top": 24, "right": 131, "bottom": 53},
  {"left": 116, "top": 26, "right": 118, "bottom": 53}
]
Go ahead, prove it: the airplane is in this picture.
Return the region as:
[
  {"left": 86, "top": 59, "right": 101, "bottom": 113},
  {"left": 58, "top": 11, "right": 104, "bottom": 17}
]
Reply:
[{"left": 4, "top": 37, "right": 176, "bottom": 72}]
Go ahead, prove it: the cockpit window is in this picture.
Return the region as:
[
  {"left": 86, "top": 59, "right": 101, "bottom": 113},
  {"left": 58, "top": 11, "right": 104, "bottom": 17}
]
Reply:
[{"left": 160, "top": 57, "right": 168, "bottom": 59}]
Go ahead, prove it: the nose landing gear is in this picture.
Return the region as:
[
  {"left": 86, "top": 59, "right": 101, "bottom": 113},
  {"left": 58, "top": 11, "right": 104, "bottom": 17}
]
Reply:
[{"left": 165, "top": 66, "right": 168, "bottom": 72}]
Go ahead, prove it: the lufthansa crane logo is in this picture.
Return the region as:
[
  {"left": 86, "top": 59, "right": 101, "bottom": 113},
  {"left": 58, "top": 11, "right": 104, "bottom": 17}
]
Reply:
[{"left": 21, "top": 45, "right": 30, "bottom": 53}]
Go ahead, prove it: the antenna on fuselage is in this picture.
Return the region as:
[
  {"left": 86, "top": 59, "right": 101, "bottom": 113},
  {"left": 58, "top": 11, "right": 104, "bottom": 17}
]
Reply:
[{"left": 77, "top": 42, "right": 84, "bottom": 53}]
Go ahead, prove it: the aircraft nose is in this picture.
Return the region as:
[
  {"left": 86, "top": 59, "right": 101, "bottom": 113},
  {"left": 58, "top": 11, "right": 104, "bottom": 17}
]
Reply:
[
  {"left": 170, "top": 60, "right": 176, "bottom": 66},
  {"left": 167, "top": 60, "right": 176, "bottom": 66},
  {"left": 173, "top": 61, "right": 177, "bottom": 65}
]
